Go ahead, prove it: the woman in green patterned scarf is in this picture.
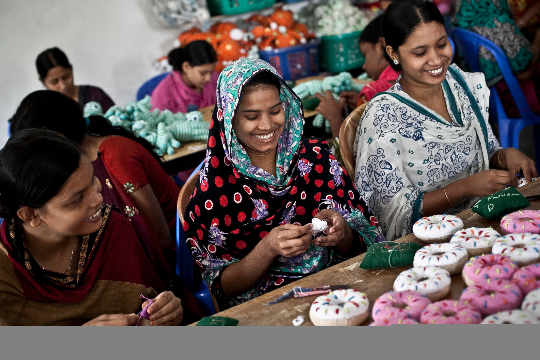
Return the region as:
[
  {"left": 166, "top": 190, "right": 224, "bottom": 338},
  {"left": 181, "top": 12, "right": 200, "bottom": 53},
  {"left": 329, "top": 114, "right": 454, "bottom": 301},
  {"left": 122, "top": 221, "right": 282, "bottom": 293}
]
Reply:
[{"left": 183, "top": 58, "right": 384, "bottom": 310}]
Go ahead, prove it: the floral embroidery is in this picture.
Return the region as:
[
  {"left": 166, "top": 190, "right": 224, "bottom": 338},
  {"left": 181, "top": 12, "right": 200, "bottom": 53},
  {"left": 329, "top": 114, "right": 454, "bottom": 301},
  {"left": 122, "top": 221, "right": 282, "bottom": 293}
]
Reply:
[
  {"left": 123, "top": 182, "right": 140, "bottom": 194},
  {"left": 124, "top": 206, "right": 138, "bottom": 218}
]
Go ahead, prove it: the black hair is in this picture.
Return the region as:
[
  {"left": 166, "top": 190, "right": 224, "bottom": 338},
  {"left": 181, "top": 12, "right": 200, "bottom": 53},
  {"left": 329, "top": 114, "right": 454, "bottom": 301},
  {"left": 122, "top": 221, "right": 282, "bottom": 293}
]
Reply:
[
  {"left": 382, "top": 0, "right": 445, "bottom": 71},
  {"left": 10, "top": 90, "right": 164, "bottom": 166},
  {"left": 35, "top": 47, "right": 72, "bottom": 80},
  {"left": 244, "top": 70, "right": 282, "bottom": 92},
  {"left": 359, "top": 14, "right": 384, "bottom": 45},
  {"left": 0, "top": 129, "right": 82, "bottom": 246},
  {"left": 169, "top": 40, "right": 217, "bottom": 71}
]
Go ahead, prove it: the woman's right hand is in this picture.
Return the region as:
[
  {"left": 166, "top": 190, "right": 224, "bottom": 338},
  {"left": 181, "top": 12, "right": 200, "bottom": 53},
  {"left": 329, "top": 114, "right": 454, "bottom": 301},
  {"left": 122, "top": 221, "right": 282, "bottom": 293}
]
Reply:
[
  {"left": 83, "top": 314, "right": 140, "bottom": 326},
  {"left": 464, "top": 169, "right": 517, "bottom": 198},
  {"left": 264, "top": 223, "right": 313, "bottom": 258}
]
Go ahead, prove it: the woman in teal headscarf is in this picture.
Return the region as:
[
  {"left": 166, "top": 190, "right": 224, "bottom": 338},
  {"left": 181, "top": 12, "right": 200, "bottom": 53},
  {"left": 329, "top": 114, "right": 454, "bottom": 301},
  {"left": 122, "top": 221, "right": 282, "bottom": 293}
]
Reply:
[{"left": 183, "top": 59, "right": 384, "bottom": 310}]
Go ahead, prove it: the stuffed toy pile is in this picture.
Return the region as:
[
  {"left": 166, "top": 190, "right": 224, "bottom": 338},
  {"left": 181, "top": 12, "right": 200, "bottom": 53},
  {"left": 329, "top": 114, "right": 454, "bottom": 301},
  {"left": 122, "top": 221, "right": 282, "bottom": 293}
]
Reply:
[{"left": 84, "top": 97, "right": 209, "bottom": 156}]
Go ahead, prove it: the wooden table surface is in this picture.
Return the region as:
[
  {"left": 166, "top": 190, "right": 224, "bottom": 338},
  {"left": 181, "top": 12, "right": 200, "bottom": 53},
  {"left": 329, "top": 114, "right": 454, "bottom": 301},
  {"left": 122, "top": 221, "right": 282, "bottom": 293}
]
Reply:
[{"left": 197, "top": 181, "right": 540, "bottom": 326}]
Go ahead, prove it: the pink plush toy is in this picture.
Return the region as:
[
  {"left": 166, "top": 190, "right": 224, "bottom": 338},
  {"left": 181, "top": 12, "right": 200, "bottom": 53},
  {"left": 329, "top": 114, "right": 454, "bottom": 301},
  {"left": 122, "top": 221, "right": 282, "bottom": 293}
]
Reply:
[
  {"left": 500, "top": 210, "right": 540, "bottom": 234},
  {"left": 420, "top": 300, "right": 482, "bottom": 324},
  {"left": 136, "top": 294, "right": 154, "bottom": 326},
  {"left": 460, "top": 278, "right": 523, "bottom": 315},
  {"left": 512, "top": 263, "right": 540, "bottom": 295},
  {"left": 462, "top": 254, "right": 518, "bottom": 286},
  {"left": 372, "top": 290, "right": 431, "bottom": 322}
]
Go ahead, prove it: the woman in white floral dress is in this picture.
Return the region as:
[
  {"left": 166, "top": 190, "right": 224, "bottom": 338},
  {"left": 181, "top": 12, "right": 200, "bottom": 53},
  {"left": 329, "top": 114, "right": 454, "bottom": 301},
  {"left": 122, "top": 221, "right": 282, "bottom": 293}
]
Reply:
[{"left": 354, "top": 0, "right": 536, "bottom": 240}]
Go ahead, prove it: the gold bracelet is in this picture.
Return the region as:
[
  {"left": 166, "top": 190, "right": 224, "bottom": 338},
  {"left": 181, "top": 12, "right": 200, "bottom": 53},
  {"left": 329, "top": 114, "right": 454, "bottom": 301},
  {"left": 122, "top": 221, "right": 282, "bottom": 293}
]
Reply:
[
  {"left": 497, "top": 150, "right": 505, "bottom": 169},
  {"left": 443, "top": 188, "right": 453, "bottom": 207}
]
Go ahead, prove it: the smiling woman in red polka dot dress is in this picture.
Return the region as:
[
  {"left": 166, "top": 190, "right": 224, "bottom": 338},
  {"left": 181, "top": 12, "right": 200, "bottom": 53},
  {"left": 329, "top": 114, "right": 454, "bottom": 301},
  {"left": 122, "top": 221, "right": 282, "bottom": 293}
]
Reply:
[{"left": 184, "top": 59, "right": 385, "bottom": 310}]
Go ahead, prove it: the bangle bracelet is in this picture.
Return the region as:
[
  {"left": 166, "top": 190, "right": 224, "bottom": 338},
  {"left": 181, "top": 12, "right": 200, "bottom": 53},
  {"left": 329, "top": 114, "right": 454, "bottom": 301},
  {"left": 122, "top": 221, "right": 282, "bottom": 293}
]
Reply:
[
  {"left": 443, "top": 188, "right": 453, "bottom": 207},
  {"left": 497, "top": 150, "right": 505, "bottom": 169}
]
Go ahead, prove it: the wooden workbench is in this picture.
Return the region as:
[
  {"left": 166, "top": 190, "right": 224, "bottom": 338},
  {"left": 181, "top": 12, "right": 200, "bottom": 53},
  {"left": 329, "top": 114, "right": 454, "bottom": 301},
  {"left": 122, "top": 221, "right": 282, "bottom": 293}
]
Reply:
[{"left": 196, "top": 180, "right": 540, "bottom": 325}]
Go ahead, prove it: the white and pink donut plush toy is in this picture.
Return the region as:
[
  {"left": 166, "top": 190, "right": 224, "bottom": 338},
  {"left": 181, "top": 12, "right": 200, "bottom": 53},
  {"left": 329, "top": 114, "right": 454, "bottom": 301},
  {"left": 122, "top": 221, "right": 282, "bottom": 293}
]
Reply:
[
  {"left": 393, "top": 266, "right": 451, "bottom": 301},
  {"left": 412, "top": 215, "right": 463, "bottom": 243},
  {"left": 521, "top": 288, "right": 540, "bottom": 317},
  {"left": 413, "top": 243, "right": 468, "bottom": 275},
  {"left": 309, "top": 289, "right": 369, "bottom": 326},
  {"left": 481, "top": 310, "right": 540, "bottom": 324},
  {"left": 491, "top": 233, "right": 540, "bottom": 267},
  {"left": 450, "top": 227, "right": 500, "bottom": 257}
]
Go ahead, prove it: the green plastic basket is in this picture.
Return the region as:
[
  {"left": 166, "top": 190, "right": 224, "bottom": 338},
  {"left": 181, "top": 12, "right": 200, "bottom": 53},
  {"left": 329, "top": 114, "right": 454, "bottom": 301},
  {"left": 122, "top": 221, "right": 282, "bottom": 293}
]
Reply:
[
  {"left": 207, "top": 0, "right": 276, "bottom": 16},
  {"left": 319, "top": 31, "right": 365, "bottom": 73}
]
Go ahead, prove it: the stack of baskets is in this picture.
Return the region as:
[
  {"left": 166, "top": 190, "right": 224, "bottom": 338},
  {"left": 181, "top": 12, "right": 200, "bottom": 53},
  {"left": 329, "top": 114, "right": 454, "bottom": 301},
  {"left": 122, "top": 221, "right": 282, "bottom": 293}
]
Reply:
[{"left": 319, "top": 31, "right": 364, "bottom": 73}]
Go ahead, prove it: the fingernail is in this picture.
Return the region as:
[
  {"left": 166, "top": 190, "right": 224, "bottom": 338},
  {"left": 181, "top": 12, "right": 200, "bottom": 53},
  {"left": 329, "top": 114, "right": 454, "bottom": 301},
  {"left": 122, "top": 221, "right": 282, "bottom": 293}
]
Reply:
[
  {"left": 147, "top": 309, "right": 152, "bottom": 314},
  {"left": 150, "top": 316, "right": 154, "bottom": 321},
  {"left": 151, "top": 321, "right": 156, "bottom": 326}
]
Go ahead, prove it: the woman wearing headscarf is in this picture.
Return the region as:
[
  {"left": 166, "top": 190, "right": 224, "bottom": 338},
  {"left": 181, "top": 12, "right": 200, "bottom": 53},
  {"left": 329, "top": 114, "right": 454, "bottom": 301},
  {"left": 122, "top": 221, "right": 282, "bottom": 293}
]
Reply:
[{"left": 183, "top": 59, "right": 385, "bottom": 310}]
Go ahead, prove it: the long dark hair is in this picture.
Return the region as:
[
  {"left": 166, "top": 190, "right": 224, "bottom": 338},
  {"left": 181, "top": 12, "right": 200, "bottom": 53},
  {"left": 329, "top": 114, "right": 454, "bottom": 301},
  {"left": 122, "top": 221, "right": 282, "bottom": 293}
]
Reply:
[
  {"left": 359, "top": 14, "right": 384, "bottom": 45},
  {"left": 382, "top": 0, "right": 445, "bottom": 71},
  {"left": 10, "top": 90, "right": 164, "bottom": 166},
  {"left": 35, "top": 47, "right": 72, "bottom": 80},
  {"left": 169, "top": 40, "right": 217, "bottom": 71},
  {"left": 0, "top": 129, "right": 82, "bottom": 259}
]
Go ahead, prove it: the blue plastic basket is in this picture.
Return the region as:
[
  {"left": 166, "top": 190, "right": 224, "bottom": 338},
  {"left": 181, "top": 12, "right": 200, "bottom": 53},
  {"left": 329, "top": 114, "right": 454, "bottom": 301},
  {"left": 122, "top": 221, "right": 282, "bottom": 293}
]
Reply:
[{"left": 258, "top": 40, "right": 321, "bottom": 81}]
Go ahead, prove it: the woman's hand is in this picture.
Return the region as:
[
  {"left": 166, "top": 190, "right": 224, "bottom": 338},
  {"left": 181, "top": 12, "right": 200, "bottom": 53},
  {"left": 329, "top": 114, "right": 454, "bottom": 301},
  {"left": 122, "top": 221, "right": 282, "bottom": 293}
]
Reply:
[
  {"left": 141, "top": 291, "right": 183, "bottom": 326},
  {"left": 312, "top": 209, "right": 353, "bottom": 247},
  {"left": 315, "top": 90, "right": 346, "bottom": 137},
  {"left": 340, "top": 91, "right": 360, "bottom": 109},
  {"left": 500, "top": 148, "right": 538, "bottom": 183},
  {"left": 464, "top": 170, "right": 517, "bottom": 197},
  {"left": 264, "top": 223, "right": 313, "bottom": 258},
  {"left": 83, "top": 314, "right": 140, "bottom": 326}
]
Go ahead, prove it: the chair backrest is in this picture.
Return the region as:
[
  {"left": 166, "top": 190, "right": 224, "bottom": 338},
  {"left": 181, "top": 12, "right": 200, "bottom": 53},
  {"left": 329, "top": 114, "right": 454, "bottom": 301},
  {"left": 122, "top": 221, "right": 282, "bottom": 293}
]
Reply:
[
  {"left": 339, "top": 103, "right": 367, "bottom": 180},
  {"left": 136, "top": 72, "right": 170, "bottom": 101},
  {"left": 177, "top": 170, "right": 199, "bottom": 225},
  {"left": 452, "top": 27, "right": 532, "bottom": 116},
  {"left": 176, "top": 170, "right": 200, "bottom": 291}
]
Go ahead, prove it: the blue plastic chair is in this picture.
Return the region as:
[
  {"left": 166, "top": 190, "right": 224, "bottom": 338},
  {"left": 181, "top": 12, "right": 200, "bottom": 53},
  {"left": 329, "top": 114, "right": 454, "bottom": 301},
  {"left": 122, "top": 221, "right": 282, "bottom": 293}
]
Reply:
[
  {"left": 452, "top": 27, "right": 540, "bottom": 170},
  {"left": 176, "top": 161, "right": 216, "bottom": 315},
  {"left": 136, "top": 72, "right": 170, "bottom": 101}
]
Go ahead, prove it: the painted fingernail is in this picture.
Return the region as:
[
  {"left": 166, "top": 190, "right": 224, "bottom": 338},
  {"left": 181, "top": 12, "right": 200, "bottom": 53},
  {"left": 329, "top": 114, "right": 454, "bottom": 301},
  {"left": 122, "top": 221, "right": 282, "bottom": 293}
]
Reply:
[
  {"left": 150, "top": 316, "right": 154, "bottom": 321},
  {"left": 151, "top": 321, "right": 156, "bottom": 326},
  {"left": 147, "top": 309, "right": 152, "bottom": 314}
]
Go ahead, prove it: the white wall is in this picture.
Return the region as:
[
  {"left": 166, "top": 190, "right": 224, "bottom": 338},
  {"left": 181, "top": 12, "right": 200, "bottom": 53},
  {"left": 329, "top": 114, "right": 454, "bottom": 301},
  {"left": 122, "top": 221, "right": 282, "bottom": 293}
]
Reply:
[{"left": 0, "top": 0, "right": 182, "bottom": 148}]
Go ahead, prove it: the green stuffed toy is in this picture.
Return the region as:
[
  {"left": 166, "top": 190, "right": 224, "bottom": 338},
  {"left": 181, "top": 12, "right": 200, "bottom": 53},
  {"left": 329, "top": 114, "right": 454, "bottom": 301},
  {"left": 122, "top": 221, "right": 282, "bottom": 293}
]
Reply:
[
  {"left": 472, "top": 187, "right": 530, "bottom": 220},
  {"left": 360, "top": 241, "right": 423, "bottom": 270}
]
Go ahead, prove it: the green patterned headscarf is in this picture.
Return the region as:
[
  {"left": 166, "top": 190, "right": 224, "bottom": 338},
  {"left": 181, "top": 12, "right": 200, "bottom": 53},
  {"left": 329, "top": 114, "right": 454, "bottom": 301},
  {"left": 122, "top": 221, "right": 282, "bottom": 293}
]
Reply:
[{"left": 215, "top": 58, "right": 304, "bottom": 186}]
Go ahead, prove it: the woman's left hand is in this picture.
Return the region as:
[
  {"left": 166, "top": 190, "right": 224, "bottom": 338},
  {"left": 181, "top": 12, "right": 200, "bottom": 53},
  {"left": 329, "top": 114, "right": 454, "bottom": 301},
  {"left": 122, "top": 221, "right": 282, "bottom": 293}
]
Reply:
[
  {"left": 141, "top": 291, "right": 183, "bottom": 326},
  {"left": 501, "top": 148, "right": 538, "bottom": 183},
  {"left": 312, "top": 209, "right": 353, "bottom": 247}
]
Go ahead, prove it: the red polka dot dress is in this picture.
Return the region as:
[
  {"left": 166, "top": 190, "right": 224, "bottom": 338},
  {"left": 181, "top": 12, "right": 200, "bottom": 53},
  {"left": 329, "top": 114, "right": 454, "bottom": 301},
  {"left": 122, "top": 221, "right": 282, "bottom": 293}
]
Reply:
[{"left": 184, "top": 60, "right": 385, "bottom": 310}]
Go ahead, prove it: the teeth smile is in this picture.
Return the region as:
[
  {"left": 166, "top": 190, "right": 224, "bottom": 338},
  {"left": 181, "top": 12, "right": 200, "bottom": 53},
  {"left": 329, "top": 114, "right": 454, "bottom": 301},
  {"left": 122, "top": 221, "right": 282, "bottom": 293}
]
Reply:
[
  {"left": 428, "top": 67, "right": 443, "bottom": 75},
  {"left": 254, "top": 131, "right": 275, "bottom": 140},
  {"left": 85, "top": 209, "right": 101, "bottom": 220}
]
